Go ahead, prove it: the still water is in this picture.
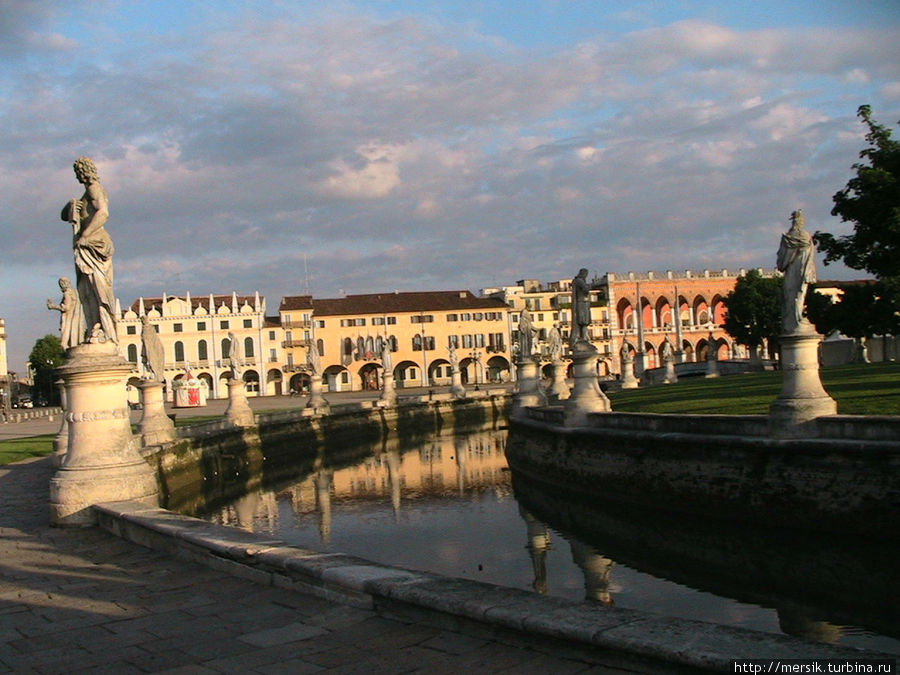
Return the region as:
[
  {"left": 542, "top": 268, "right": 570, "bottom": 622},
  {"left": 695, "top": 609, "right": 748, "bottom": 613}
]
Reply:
[{"left": 198, "top": 427, "right": 899, "bottom": 655}]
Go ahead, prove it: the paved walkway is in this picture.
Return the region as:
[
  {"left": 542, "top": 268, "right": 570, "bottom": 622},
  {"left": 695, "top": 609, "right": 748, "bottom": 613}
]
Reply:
[{"left": 0, "top": 460, "right": 670, "bottom": 672}]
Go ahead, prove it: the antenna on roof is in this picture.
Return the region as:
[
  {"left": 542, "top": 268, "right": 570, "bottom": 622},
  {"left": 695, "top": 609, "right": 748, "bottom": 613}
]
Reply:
[{"left": 303, "top": 254, "right": 310, "bottom": 296}]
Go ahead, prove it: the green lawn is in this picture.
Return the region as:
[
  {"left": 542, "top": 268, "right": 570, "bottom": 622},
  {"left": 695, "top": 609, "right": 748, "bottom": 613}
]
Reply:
[
  {"left": 0, "top": 435, "right": 55, "bottom": 466},
  {"left": 2, "top": 363, "right": 896, "bottom": 467},
  {"left": 610, "top": 362, "right": 900, "bottom": 415}
]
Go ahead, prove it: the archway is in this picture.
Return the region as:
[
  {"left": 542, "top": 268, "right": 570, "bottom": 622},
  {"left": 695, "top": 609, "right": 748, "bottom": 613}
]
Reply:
[
  {"left": 697, "top": 339, "right": 710, "bottom": 361},
  {"left": 486, "top": 355, "right": 511, "bottom": 383},
  {"left": 266, "top": 368, "right": 283, "bottom": 396},
  {"left": 217, "top": 372, "right": 230, "bottom": 399},
  {"left": 393, "top": 360, "right": 421, "bottom": 388},
  {"left": 126, "top": 377, "right": 142, "bottom": 406},
  {"left": 323, "top": 365, "right": 350, "bottom": 392},
  {"left": 655, "top": 296, "right": 673, "bottom": 329},
  {"left": 681, "top": 341, "right": 695, "bottom": 362},
  {"left": 242, "top": 369, "right": 260, "bottom": 395},
  {"left": 359, "top": 363, "right": 382, "bottom": 391},
  {"left": 644, "top": 341, "right": 658, "bottom": 369},
  {"left": 616, "top": 298, "right": 634, "bottom": 330},
  {"left": 428, "top": 359, "right": 451, "bottom": 386},
  {"left": 289, "top": 372, "right": 310, "bottom": 394},
  {"left": 693, "top": 295, "right": 710, "bottom": 326},
  {"left": 196, "top": 372, "right": 213, "bottom": 396}
]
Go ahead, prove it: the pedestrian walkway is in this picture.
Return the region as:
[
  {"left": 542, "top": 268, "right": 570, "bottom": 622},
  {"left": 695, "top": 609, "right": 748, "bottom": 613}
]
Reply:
[{"left": 0, "top": 455, "right": 670, "bottom": 674}]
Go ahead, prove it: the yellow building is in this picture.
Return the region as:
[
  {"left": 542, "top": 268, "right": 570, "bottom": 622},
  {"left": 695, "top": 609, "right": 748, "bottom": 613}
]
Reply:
[
  {"left": 0, "top": 318, "right": 9, "bottom": 409},
  {"left": 279, "top": 290, "right": 513, "bottom": 392},
  {"left": 116, "top": 292, "right": 283, "bottom": 399}
]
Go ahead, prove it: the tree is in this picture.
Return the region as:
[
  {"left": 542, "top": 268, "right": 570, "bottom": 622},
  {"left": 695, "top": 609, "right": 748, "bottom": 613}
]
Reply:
[
  {"left": 814, "top": 105, "right": 900, "bottom": 336},
  {"left": 722, "top": 270, "right": 782, "bottom": 354},
  {"left": 807, "top": 282, "right": 897, "bottom": 339},
  {"left": 28, "top": 335, "right": 65, "bottom": 406}
]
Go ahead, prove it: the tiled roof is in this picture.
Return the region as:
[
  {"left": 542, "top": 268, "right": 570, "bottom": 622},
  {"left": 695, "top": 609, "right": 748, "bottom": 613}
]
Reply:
[
  {"left": 279, "top": 296, "right": 314, "bottom": 311},
  {"left": 311, "top": 290, "right": 508, "bottom": 316}
]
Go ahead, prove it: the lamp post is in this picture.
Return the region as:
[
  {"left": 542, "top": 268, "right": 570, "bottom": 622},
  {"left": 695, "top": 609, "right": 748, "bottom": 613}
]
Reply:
[{"left": 469, "top": 350, "right": 482, "bottom": 385}]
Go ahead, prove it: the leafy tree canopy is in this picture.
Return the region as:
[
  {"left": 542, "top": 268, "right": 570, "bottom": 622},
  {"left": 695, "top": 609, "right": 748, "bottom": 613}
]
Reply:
[
  {"left": 816, "top": 105, "right": 899, "bottom": 279},
  {"left": 723, "top": 270, "right": 782, "bottom": 349},
  {"left": 28, "top": 335, "right": 64, "bottom": 405}
]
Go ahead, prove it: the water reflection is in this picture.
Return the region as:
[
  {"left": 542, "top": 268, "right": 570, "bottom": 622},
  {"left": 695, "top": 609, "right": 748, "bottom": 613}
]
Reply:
[{"left": 195, "top": 426, "right": 899, "bottom": 655}]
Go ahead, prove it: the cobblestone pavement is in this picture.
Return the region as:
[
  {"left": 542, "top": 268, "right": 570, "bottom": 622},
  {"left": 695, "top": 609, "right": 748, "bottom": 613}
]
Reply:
[{"left": 0, "top": 456, "right": 668, "bottom": 674}]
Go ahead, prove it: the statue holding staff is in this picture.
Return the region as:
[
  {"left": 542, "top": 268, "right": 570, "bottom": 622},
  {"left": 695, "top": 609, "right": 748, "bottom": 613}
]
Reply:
[
  {"left": 776, "top": 209, "right": 817, "bottom": 333},
  {"left": 61, "top": 157, "right": 117, "bottom": 343},
  {"left": 571, "top": 268, "right": 591, "bottom": 345}
]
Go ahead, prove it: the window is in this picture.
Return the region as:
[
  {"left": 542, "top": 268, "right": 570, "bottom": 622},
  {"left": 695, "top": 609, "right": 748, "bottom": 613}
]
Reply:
[
  {"left": 424, "top": 336, "right": 435, "bottom": 350},
  {"left": 221, "top": 338, "right": 231, "bottom": 359},
  {"left": 412, "top": 334, "right": 423, "bottom": 351},
  {"left": 373, "top": 317, "right": 384, "bottom": 326},
  {"left": 173, "top": 323, "right": 183, "bottom": 333},
  {"left": 462, "top": 334, "right": 473, "bottom": 348},
  {"left": 197, "top": 321, "right": 206, "bottom": 331},
  {"left": 474, "top": 313, "right": 483, "bottom": 321},
  {"left": 386, "top": 316, "right": 396, "bottom": 325},
  {"left": 461, "top": 313, "right": 471, "bottom": 321},
  {"left": 126, "top": 344, "right": 138, "bottom": 363},
  {"left": 316, "top": 320, "right": 325, "bottom": 328},
  {"left": 243, "top": 319, "right": 252, "bottom": 328},
  {"left": 448, "top": 335, "right": 459, "bottom": 349},
  {"left": 198, "top": 340, "right": 208, "bottom": 361},
  {"left": 174, "top": 341, "right": 185, "bottom": 362},
  {"left": 475, "top": 334, "right": 485, "bottom": 347},
  {"left": 126, "top": 325, "right": 137, "bottom": 335},
  {"left": 446, "top": 313, "right": 458, "bottom": 322},
  {"left": 341, "top": 372, "right": 350, "bottom": 384},
  {"left": 317, "top": 338, "right": 325, "bottom": 357},
  {"left": 244, "top": 337, "right": 254, "bottom": 358},
  {"left": 410, "top": 315, "right": 434, "bottom": 323},
  {"left": 538, "top": 313, "right": 544, "bottom": 322},
  {"left": 219, "top": 320, "right": 229, "bottom": 330},
  {"left": 268, "top": 330, "right": 276, "bottom": 340}
]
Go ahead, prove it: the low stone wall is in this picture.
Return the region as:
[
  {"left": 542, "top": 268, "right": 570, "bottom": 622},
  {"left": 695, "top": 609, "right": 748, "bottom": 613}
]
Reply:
[
  {"left": 1, "top": 406, "right": 63, "bottom": 423},
  {"left": 509, "top": 410, "right": 900, "bottom": 541}
]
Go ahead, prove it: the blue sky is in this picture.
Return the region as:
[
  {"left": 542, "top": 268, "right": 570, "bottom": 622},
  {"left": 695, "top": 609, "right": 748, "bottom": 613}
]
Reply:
[{"left": 1, "top": 0, "right": 898, "bottom": 371}]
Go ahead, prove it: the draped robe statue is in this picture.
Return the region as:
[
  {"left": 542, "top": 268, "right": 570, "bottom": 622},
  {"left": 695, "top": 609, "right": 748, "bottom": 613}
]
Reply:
[
  {"left": 776, "top": 210, "right": 817, "bottom": 333},
  {"left": 61, "top": 157, "right": 117, "bottom": 344}
]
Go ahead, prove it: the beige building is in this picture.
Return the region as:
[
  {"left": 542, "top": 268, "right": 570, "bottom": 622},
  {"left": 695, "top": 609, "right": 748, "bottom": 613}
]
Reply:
[
  {"left": 279, "top": 291, "right": 513, "bottom": 393},
  {"left": 116, "top": 292, "right": 282, "bottom": 399},
  {"left": 0, "top": 318, "right": 9, "bottom": 409}
]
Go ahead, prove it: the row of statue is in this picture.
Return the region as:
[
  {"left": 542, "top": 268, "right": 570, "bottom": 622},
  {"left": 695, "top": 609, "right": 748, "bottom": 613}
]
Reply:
[{"left": 48, "top": 158, "right": 819, "bottom": 381}]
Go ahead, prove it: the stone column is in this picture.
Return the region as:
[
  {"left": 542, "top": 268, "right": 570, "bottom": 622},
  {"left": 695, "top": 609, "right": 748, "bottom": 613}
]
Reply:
[
  {"left": 663, "top": 355, "right": 678, "bottom": 384},
  {"left": 449, "top": 364, "right": 466, "bottom": 399},
  {"left": 50, "top": 342, "right": 158, "bottom": 527},
  {"left": 225, "top": 377, "right": 255, "bottom": 427},
  {"left": 511, "top": 358, "right": 546, "bottom": 419},
  {"left": 306, "top": 373, "right": 329, "bottom": 411},
  {"left": 52, "top": 378, "right": 68, "bottom": 467},
  {"left": 769, "top": 331, "right": 837, "bottom": 438},
  {"left": 137, "top": 380, "right": 176, "bottom": 446},
  {"left": 564, "top": 342, "right": 611, "bottom": 426},
  {"left": 546, "top": 358, "right": 570, "bottom": 401},
  {"left": 378, "top": 369, "right": 397, "bottom": 407},
  {"left": 620, "top": 354, "right": 639, "bottom": 389}
]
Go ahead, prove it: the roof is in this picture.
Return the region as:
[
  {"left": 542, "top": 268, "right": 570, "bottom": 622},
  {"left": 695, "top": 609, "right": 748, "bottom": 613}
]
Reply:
[
  {"left": 128, "top": 294, "right": 262, "bottom": 313},
  {"left": 309, "top": 290, "right": 509, "bottom": 316},
  {"left": 279, "top": 296, "right": 314, "bottom": 311}
]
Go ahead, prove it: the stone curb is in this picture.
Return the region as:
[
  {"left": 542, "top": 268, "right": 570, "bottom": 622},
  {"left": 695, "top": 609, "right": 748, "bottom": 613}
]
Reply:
[{"left": 92, "top": 500, "right": 894, "bottom": 673}]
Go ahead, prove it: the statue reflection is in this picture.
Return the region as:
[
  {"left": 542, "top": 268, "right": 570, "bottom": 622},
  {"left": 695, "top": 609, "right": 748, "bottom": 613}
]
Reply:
[
  {"left": 314, "top": 469, "right": 333, "bottom": 544},
  {"left": 568, "top": 539, "right": 615, "bottom": 605},
  {"left": 519, "top": 505, "right": 552, "bottom": 594}
]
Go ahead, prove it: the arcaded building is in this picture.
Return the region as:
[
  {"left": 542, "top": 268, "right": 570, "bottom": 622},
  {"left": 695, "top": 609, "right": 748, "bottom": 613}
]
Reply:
[{"left": 279, "top": 290, "right": 512, "bottom": 393}]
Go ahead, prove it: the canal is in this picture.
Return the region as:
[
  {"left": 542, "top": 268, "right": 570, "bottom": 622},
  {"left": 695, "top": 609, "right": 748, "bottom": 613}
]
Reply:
[{"left": 182, "top": 425, "right": 899, "bottom": 655}]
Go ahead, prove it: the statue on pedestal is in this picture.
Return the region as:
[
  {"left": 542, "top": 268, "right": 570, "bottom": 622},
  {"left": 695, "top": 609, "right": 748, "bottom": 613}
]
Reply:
[
  {"left": 570, "top": 268, "right": 591, "bottom": 346},
  {"left": 227, "top": 331, "right": 244, "bottom": 379},
  {"left": 307, "top": 341, "right": 321, "bottom": 376},
  {"left": 776, "top": 210, "right": 817, "bottom": 333},
  {"left": 548, "top": 324, "right": 563, "bottom": 361},
  {"left": 518, "top": 309, "right": 537, "bottom": 359},
  {"left": 140, "top": 315, "right": 165, "bottom": 383},
  {"left": 47, "top": 277, "right": 82, "bottom": 350},
  {"left": 380, "top": 340, "right": 392, "bottom": 372},
  {"left": 61, "top": 157, "right": 117, "bottom": 344}
]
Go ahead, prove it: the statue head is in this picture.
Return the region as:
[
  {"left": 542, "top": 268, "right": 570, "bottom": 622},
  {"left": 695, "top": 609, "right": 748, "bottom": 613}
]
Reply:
[
  {"left": 58, "top": 277, "right": 71, "bottom": 291},
  {"left": 141, "top": 315, "right": 150, "bottom": 326},
  {"left": 790, "top": 209, "right": 805, "bottom": 230},
  {"left": 578, "top": 268, "right": 588, "bottom": 279},
  {"left": 73, "top": 157, "right": 99, "bottom": 185}
]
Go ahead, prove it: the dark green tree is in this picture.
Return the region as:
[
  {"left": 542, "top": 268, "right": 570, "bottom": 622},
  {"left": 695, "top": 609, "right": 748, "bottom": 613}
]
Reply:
[
  {"left": 28, "top": 334, "right": 64, "bottom": 406},
  {"left": 807, "top": 282, "right": 897, "bottom": 339},
  {"left": 814, "top": 105, "right": 900, "bottom": 336},
  {"left": 723, "top": 270, "right": 782, "bottom": 354}
]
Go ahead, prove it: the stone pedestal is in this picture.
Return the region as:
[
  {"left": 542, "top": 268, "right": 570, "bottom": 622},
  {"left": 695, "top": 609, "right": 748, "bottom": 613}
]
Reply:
[
  {"left": 705, "top": 356, "right": 720, "bottom": 378},
  {"left": 564, "top": 341, "right": 611, "bottom": 427},
  {"left": 225, "top": 378, "right": 255, "bottom": 427},
  {"left": 378, "top": 371, "right": 398, "bottom": 407},
  {"left": 769, "top": 331, "right": 837, "bottom": 438},
  {"left": 306, "top": 374, "right": 329, "bottom": 412},
  {"left": 137, "top": 380, "right": 176, "bottom": 446},
  {"left": 620, "top": 359, "right": 639, "bottom": 389},
  {"left": 50, "top": 342, "right": 158, "bottom": 527},
  {"left": 449, "top": 367, "right": 466, "bottom": 399},
  {"left": 52, "top": 378, "right": 68, "bottom": 467},
  {"left": 547, "top": 359, "right": 570, "bottom": 401},
  {"left": 663, "top": 358, "right": 678, "bottom": 384},
  {"left": 512, "top": 359, "right": 546, "bottom": 419},
  {"left": 633, "top": 351, "right": 648, "bottom": 378}
]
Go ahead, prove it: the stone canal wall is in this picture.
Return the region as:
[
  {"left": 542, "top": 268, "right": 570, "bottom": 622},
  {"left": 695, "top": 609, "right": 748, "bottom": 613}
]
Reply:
[{"left": 507, "top": 410, "right": 900, "bottom": 542}]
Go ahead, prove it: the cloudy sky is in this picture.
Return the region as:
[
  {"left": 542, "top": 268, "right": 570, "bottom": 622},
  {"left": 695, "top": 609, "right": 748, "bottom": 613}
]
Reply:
[{"left": 2, "top": 1, "right": 898, "bottom": 371}]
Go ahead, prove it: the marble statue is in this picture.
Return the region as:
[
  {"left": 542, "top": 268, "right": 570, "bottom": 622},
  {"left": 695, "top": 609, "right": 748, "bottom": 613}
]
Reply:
[
  {"left": 776, "top": 210, "right": 817, "bottom": 333},
  {"left": 227, "top": 331, "right": 244, "bottom": 378},
  {"left": 707, "top": 331, "right": 718, "bottom": 361},
  {"left": 140, "top": 315, "right": 165, "bottom": 383},
  {"left": 47, "top": 277, "right": 82, "bottom": 350},
  {"left": 448, "top": 345, "right": 459, "bottom": 369},
  {"left": 61, "top": 157, "right": 117, "bottom": 343},
  {"left": 661, "top": 336, "right": 674, "bottom": 363},
  {"left": 518, "top": 309, "right": 536, "bottom": 359},
  {"left": 380, "top": 340, "right": 392, "bottom": 372},
  {"left": 571, "top": 268, "right": 591, "bottom": 345},
  {"left": 548, "top": 324, "right": 563, "bottom": 361},
  {"left": 307, "top": 342, "right": 321, "bottom": 375},
  {"left": 620, "top": 341, "right": 633, "bottom": 364}
]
